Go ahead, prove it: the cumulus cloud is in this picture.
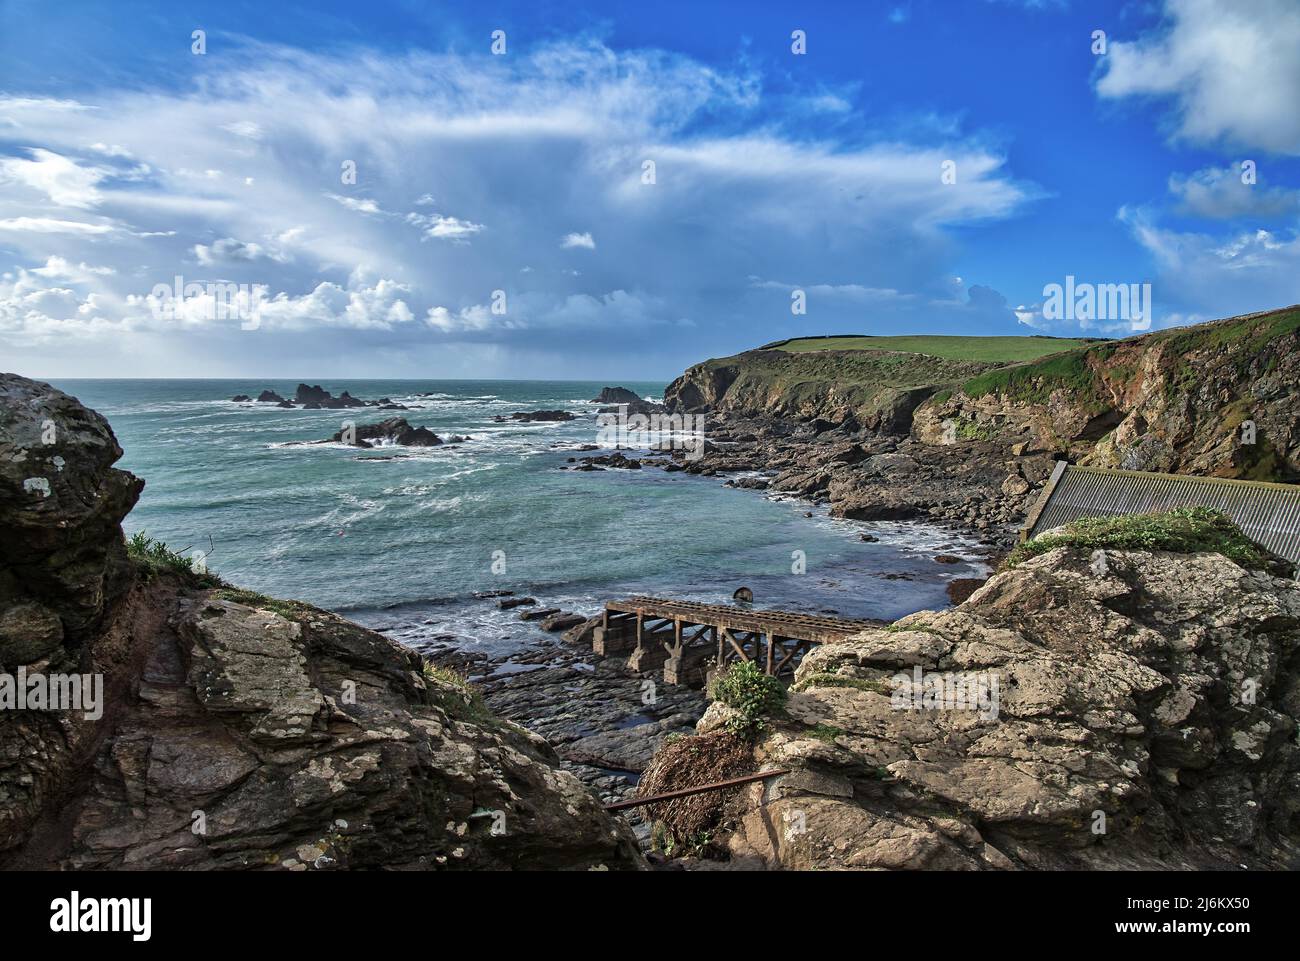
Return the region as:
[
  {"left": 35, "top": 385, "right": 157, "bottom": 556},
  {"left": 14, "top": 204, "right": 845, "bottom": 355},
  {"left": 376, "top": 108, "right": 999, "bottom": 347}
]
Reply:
[
  {"left": 1095, "top": 0, "right": 1300, "bottom": 154},
  {"left": 561, "top": 232, "right": 595, "bottom": 249},
  {"left": 406, "top": 211, "right": 484, "bottom": 242}
]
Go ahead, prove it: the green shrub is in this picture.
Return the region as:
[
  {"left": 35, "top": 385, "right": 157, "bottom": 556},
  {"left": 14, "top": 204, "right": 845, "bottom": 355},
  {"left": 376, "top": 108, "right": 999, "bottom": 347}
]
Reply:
[
  {"left": 1003, "top": 506, "right": 1290, "bottom": 574},
  {"left": 126, "top": 531, "right": 222, "bottom": 588},
  {"left": 708, "top": 661, "right": 788, "bottom": 738}
]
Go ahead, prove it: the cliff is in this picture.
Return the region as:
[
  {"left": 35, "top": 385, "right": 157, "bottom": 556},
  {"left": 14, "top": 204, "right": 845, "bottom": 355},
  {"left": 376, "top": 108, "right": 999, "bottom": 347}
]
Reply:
[
  {"left": 0, "top": 373, "right": 642, "bottom": 870},
  {"left": 667, "top": 306, "right": 1300, "bottom": 482}
]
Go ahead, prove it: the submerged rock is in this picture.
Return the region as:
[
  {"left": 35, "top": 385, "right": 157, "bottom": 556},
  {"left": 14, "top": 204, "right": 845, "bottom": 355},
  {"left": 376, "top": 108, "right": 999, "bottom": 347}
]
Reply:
[{"left": 506, "top": 410, "right": 576, "bottom": 422}]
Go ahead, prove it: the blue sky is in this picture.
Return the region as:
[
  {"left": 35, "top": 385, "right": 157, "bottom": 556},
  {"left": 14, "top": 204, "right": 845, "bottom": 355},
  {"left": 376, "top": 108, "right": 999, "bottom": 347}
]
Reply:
[{"left": 1, "top": 0, "right": 1298, "bottom": 378}]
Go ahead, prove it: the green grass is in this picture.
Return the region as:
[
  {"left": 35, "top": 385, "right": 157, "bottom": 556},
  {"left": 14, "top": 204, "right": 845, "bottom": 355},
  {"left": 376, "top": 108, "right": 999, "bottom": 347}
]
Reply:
[
  {"left": 210, "top": 586, "right": 313, "bottom": 620},
  {"left": 422, "top": 661, "right": 494, "bottom": 723},
  {"left": 793, "top": 672, "right": 892, "bottom": 694},
  {"left": 768, "top": 334, "right": 1096, "bottom": 363},
  {"left": 960, "top": 348, "right": 1110, "bottom": 405},
  {"left": 126, "top": 532, "right": 223, "bottom": 589},
  {"left": 1156, "top": 307, "right": 1300, "bottom": 395},
  {"left": 1004, "top": 506, "right": 1291, "bottom": 574}
]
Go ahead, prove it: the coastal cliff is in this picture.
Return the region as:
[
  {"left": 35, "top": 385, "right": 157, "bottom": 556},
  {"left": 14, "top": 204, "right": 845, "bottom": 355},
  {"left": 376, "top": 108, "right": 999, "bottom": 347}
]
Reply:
[
  {"left": 0, "top": 373, "right": 642, "bottom": 870},
  {"left": 661, "top": 306, "right": 1300, "bottom": 541}
]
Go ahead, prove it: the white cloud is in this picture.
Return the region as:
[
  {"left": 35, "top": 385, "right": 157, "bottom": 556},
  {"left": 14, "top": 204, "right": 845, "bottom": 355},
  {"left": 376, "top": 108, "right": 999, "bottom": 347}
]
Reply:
[
  {"left": 0, "top": 148, "right": 107, "bottom": 208},
  {"left": 31, "top": 255, "right": 115, "bottom": 280},
  {"left": 405, "top": 211, "right": 484, "bottom": 242},
  {"left": 326, "top": 193, "right": 384, "bottom": 215},
  {"left": 1168, "top": 165, "right": 1300, "bottom": 219},
  {"left": 193, "top": 237, "right": 286, "bottom": 265},
  {"left": 0, "top": 217, "right": 114, "bottom": 234},
  {"left": 1120, "top": 206, "right": 1300, "bottom": 323},
  {"left": 560, "top": 231, "right": 595, "bottom": 249},
  {"left": 1095, "top": 0, "right": 1300, "bottom": 154}
]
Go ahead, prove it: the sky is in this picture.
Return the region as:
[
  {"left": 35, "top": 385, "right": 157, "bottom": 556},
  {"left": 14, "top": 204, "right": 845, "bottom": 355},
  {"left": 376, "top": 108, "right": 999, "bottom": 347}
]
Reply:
[{"left": 1, "top": 0, "right": 1299, "bottom": 379}]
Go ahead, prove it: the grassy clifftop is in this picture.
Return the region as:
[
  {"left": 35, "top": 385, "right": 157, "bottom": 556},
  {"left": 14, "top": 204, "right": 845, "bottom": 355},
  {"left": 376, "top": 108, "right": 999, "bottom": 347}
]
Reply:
[{"left": 764, "top": 333, "right": 1097, "bottom": 362}]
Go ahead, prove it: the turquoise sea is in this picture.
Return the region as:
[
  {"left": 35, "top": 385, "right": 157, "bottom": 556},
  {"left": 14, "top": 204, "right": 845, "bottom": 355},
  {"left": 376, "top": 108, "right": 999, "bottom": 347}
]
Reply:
[{"left": 50, "top": 379, "right": 989, "bottom": 657}]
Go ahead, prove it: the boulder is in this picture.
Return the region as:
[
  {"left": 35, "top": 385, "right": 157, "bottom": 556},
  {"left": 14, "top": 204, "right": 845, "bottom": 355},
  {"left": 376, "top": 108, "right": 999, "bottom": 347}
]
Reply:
[
  {"left": 509, "top": 410, "right": 576, "bottom": 423},
  {"left": 256, "top": 390, "right": 285, "bottom": 403},
  {"left": 330, "top": 418, "right": 441, "bottom": 448}
]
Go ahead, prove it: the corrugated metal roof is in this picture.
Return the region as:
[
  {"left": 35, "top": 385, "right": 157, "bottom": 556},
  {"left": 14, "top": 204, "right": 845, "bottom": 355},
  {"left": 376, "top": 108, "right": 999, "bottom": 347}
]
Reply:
[{"left": 1021, "top": 464, "right": 1300, "bottom": 565}]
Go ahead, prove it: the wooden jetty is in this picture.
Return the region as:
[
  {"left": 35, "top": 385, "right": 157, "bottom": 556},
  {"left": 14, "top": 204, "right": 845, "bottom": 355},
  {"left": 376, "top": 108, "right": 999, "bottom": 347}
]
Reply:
[{"left": 594, "top": 595, "right": 881, "bottom": 687}]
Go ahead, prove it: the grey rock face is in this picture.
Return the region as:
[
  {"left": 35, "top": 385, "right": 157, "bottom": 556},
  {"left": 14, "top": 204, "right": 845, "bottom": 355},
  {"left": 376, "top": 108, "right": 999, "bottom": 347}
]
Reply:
[
  {"left": 702, "top": 548, "right": 1300, "bottom": 870},
  {"left": 0, "top": 373, "right": 143, "bottom": 656}
]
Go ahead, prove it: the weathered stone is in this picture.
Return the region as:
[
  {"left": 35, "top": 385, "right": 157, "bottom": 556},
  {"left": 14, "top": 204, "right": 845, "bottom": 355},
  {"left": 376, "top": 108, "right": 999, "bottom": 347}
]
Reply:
[
  {"left": 0, "top": 602, "right": 63, "bottom": 665},
  {"left": 679, "top": 547, "right": 1300, "bottom": 870}
]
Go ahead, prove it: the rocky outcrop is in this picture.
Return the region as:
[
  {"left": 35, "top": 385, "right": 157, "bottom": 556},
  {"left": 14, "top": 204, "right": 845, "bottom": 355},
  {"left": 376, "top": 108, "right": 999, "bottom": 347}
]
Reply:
[
  {"left": 330, "top": 417, "right": 441, "bottom": 448},
  {"left": 501, "top": 410, "right": 576, "bottom": 423},
  {"left": 0, "top": 374, "right": 143, "bottom": 657},
  {"left": 296, "top": 383, "right": 365, "bottom": 409},
  {"left": 592, "top": 387, "right": 643, "bottom": 405},
  {"left": 0, "top": 373, "right": 642, "bottom": 870},
  {"left": 665, "top": 349, "right": 988, "bottom": 432},
  {"left": 653, "top": 306, "right": 1300, "bottom": 543},
  {"left": 689, "top": 547, "right": 1300, "bottom": 869}
]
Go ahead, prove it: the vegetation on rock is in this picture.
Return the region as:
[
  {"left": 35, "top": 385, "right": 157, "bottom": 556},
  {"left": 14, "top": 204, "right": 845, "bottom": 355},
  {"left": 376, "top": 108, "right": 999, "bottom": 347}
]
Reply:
[
  {"left": 1003, "top": 506, "right": 1290, "bottom": 574},
  {"left": 126, "top": 531, "right": 223, "bottom": 589},
  {"left": 708, "top": 660, "right": 788, "bottom": 737}
]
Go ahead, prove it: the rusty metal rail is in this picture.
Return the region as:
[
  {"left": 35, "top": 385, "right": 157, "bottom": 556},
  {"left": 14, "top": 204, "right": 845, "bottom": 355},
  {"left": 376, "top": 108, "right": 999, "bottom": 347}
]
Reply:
[{"left": 603, "top": 768, "right": 790, "bottom": 812}]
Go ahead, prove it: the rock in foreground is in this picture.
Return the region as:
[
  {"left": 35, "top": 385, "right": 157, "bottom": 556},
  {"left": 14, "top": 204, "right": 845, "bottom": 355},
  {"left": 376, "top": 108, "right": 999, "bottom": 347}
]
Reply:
[{"left": 685, "top": 546, "right": 1300, "bottom": 869}]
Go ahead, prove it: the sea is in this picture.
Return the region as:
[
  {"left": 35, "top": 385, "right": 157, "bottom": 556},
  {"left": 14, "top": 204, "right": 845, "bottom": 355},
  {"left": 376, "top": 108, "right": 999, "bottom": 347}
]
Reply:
[{"left": 49, "top": 379, "right": 991, "bottom": 659}]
